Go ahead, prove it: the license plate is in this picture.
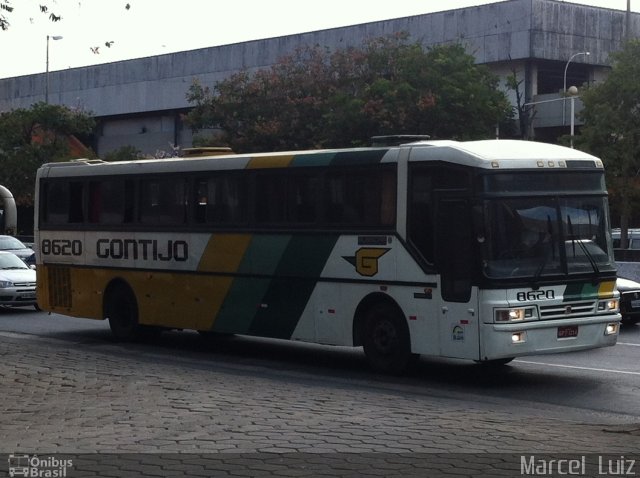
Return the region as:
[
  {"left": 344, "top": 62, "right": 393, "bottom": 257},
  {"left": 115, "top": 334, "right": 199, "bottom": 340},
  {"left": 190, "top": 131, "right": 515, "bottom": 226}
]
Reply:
[
  {"left": 21, "top": 293, "right": 36, "bottom": 299},
  {"left": 631, "top": 299, "right": 640, "bottom": 309},
  {"left": 557, "top": 325, "right": 578, "bottom": 338}
]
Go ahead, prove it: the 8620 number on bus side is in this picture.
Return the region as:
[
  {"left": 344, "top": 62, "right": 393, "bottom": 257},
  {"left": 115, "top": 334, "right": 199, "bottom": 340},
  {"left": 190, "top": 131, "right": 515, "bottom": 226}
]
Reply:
[{"left": 41, "top": 239, "right": 83, "bottom": 256}]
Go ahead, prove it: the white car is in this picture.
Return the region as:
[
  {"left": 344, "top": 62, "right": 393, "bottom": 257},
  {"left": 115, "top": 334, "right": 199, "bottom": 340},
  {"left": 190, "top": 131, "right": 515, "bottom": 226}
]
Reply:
[
  {"left": 0, "top": 251, "right": 37, "bottom": 309},
  {"left": 0, "top": 235, "right": 35, "bottom": 265}
]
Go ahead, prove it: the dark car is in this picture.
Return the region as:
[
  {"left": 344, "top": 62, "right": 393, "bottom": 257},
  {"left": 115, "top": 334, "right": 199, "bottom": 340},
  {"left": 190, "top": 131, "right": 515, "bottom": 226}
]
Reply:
[{"left": 617, "top": 277, "right": 640, "bottom": 325}]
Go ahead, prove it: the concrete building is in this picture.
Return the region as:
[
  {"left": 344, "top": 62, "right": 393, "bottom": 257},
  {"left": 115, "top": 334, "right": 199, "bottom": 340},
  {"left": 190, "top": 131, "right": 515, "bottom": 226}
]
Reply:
[{"left": 0, "top": 0, "right": 638, "bottom": 156}]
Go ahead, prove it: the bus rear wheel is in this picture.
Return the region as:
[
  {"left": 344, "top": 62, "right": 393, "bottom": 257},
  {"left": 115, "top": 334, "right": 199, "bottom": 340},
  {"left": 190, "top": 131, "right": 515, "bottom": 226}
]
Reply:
[
  {"left": 362, "top": 303, "right": 414, "bottom": 374},
  {"left": 105, "top": 284, "right": 143, "bottom": 342}
]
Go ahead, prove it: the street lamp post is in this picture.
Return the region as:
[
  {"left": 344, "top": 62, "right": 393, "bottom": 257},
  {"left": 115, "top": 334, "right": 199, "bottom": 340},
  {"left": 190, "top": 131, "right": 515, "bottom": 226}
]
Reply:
[
  {"left": 45, "top": 35, "right": 63, "bottom": 103},
  {"left": 567, "top": 85, "right": 579, "bottom": 148},
  {"left": 562, "top": 51, "right": 589, "bottom": 125}
]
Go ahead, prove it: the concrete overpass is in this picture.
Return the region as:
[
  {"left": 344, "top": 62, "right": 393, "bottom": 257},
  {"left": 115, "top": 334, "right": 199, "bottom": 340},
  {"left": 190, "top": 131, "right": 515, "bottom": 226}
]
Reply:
[{"left": 0, "top": 0, "right": 638, "bottom": 156}]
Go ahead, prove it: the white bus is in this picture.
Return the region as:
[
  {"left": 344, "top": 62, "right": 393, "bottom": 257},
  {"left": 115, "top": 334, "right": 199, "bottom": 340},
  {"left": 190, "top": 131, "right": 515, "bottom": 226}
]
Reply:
[{"left": 35, "top": 139, "right": 621, "bottom": 373}]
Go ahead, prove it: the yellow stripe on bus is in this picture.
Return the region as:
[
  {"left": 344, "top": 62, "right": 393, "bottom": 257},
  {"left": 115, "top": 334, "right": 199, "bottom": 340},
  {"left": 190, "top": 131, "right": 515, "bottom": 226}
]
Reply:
[
  {"left": 246, "top": 155, "right": 295, "bottom": 169},
  {"left": 598, "top": 280, "right": 616, "bottom": 297},
  {"left": 189, "top": 234, "right": 253, "bottom": 331},
  {"left": 197, "top": 234, "right": 252, "bottom": 273}
]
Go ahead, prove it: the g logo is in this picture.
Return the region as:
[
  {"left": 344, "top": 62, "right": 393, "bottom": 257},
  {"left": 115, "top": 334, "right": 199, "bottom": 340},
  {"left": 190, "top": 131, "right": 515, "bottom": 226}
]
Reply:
[{"left": 343, "top": 248, "right": 390, "bottom": 277}]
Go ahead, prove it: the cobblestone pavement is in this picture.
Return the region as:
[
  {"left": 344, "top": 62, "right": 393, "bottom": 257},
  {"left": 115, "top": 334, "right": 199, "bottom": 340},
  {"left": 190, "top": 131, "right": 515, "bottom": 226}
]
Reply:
[{"left": 1, "top": 331, "right": 638, "bottom": 477}]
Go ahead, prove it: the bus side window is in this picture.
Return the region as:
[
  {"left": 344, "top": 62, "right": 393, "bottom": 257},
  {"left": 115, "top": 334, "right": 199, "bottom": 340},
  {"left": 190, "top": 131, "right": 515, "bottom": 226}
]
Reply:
[
  {"left": 436, "top": 196, "right": 473, "bottom": 302},
  {"left": 408, "top": 171, "right": 434, "bottom": 264},
  {"left": 123, "top": 180, "right": 135, "bottom": 223},
  {"left": 380, "top": 170, "right": 396, "bottom": 226},
  {"left": 42, "top": 181, "right": 68, "bottom": 225},
  {"left": 140, "top": 178, "right": 187, "bottom": 225},
  {"left": 255, "top": 173, "right": 287, "bottom": 224},
  {"left": 195, "top": 175, "right": 246, "bottom": 226},
  {"left": 325, "top": 168, "right": 396, "bottom": 228},
  {"left": 287, "top": 174, "right": 319, "bottom": 224},
  {"left": 68, "top": 182, "right": 85, "bottom": 223},
  {"left": 326, "top": 175, "right": 346, "bottom": 224},
  {"left": 195, "top": 180, "right": 208, "bottom": 224},
  {"left": 88, "top": 182, "right": 102, "bottom": 223},
  {"left": 89, "top": 180, "right": 131, "bottom": 224},
  {"left": 213, "top": 175, "right": 246, "bottom": 224}
]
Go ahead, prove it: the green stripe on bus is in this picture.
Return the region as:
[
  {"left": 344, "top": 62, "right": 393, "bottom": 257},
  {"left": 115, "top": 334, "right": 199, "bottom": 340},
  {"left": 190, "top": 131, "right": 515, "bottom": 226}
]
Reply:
[
  {"left": 212, "top": 277, "right": 272, "bottom": 334},
  {"left": 580, "top": 282, "right": 600, "bottom": 299},
  {"left": 248, "top": 234, "right": 338, "bottom": 339},
  {"left": 563, "top": 282, "right": 600, "bottom": 301},
  {"left": 290, "top": 152, "right": 336, "bottom": 167},
  {"left": 239, "top": 235, "right": 292, "bottom": 275},
  {"left": 212, "top": 235, "right": 291, "bottom": 334},
  {"left": 330, "top": 149, "right": 389, "bottom": 166}
]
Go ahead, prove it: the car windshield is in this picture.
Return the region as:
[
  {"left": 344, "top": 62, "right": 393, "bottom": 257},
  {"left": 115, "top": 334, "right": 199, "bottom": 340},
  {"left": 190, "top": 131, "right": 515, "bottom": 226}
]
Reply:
[
  {"left": 0, "top": 253, "right": 29, "bottom": 270},
  {"left": 0, "top": 236, "right": 27, "bottom": 250},
  {"left": 482, "top": 196, "right": 615, "bottom": 279}
]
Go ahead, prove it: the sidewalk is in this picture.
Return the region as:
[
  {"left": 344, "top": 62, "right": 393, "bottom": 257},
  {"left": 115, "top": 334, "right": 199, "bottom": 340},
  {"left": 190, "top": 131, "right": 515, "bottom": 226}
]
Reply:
[{"left": 1, "top": 331, "right": 638, "bottom": 477}]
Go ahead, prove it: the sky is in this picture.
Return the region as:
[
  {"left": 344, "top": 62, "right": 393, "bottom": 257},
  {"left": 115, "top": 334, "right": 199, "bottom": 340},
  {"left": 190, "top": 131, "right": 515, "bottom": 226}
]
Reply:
[{"left": 0, "top": 0, "right": 637, "bottom": 79}]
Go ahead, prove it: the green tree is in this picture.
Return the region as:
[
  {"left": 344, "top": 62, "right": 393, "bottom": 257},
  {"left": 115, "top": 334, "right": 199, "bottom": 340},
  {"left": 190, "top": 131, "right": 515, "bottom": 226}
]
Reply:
[
  {"left": 505, "top": 67, "right": 535, "bottom": 139},
  {"left": 103, "top": 145, "right": 141, "bottom": 162},
  {"left": 0, "top": 102, "right": 96, "bottom": 205},
  {"left": 186, "top": 34, "right": 512, "bottom": 152},
  {"left": 576, "top": 39, "right": 640, "bottom": 245}
]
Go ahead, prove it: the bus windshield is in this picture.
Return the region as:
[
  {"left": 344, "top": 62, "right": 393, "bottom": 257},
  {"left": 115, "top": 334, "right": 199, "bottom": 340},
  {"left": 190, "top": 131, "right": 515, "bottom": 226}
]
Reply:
[{"left": 482, "top": 196, "right": 615, "bottom": 279}]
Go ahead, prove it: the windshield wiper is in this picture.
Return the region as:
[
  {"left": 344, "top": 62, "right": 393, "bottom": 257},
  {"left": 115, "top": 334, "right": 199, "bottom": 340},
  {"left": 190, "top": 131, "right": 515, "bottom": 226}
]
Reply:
[
  {"left": 567, "top": 215, "right": 599, "bottom": 275},
  {"left": 531, "top": 215, "right": 556, "bottom": 288}
]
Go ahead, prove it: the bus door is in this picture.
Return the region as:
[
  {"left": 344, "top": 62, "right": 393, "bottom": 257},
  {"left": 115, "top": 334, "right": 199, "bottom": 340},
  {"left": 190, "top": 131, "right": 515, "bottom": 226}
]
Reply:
[{"left": 434, "top": 193, "right": 480, "bottom": 360}]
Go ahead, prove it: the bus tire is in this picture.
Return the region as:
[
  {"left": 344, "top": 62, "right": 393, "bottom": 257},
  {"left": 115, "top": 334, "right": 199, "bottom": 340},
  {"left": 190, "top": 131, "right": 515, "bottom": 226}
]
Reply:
[
  {"left": 362, "top": 303, "right": 413, "bottom": 374},
  {"left": 105, "top": 283, "right": 142, "bottom": 342}
]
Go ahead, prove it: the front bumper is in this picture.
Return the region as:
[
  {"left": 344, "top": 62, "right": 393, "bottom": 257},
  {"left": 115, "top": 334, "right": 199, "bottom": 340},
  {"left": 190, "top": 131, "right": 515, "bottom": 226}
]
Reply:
[
  {"left": 0, "top": 287, "right": 37, "bottom": 306},
  {"left": 480, "top": 314, "right": 621, "bottom": 361}
]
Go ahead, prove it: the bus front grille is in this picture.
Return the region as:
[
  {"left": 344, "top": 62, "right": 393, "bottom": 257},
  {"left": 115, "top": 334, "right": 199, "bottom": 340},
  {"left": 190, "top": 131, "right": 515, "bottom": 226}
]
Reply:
[
  {"left": 539, "top": 301, "right": 595, "bottom": 320},
  {"left": 47, "top": 266, "right": 72, "bottom": 308}
]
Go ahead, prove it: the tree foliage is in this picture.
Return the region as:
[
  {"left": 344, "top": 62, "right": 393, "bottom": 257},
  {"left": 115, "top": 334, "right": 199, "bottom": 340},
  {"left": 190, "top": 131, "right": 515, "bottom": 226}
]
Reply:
[
  {"left": 0, "top": 102, "right": 96, "bottom": 205},
  {"left": 576, "top": 39, "right": 640, "bottom": 234},
  {"left": 505, "top": 67, "right": 536, "bottom": 139},
  {"left": 1, "top": 0, "right": 63, "bottom": 31},
  {"left": 186, "top": 34, "right": 513, "bottom": 152},
  {"left": 103, "top": 145, "right": 141, "bottom": 162}
]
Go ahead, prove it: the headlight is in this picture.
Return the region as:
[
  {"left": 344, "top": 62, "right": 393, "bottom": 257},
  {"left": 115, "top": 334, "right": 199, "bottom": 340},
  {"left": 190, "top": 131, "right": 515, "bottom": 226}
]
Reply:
[
  {"left": 597, "top": 299, "right": 619, "bottom": 312},
  {"left": 495, "top": 308, "right": 534, "bottom": 322},
  {"left": 605, "top": 323, "right": 619, "bottom": 335},
  {"left": 511, "top": 331, "right": 526, "bottom": 343},
  {"left": 0, "top": 280, "right": 13, "bottom": 288}
]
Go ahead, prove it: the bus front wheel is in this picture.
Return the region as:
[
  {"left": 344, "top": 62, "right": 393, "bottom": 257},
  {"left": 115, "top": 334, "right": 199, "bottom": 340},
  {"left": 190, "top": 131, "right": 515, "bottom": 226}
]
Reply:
[
  {"left": 362, "top": 303, "right": 414, "bottom": 374},
  {"left": 105, "top": 284, "right": 142, "bottom": 342}
]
